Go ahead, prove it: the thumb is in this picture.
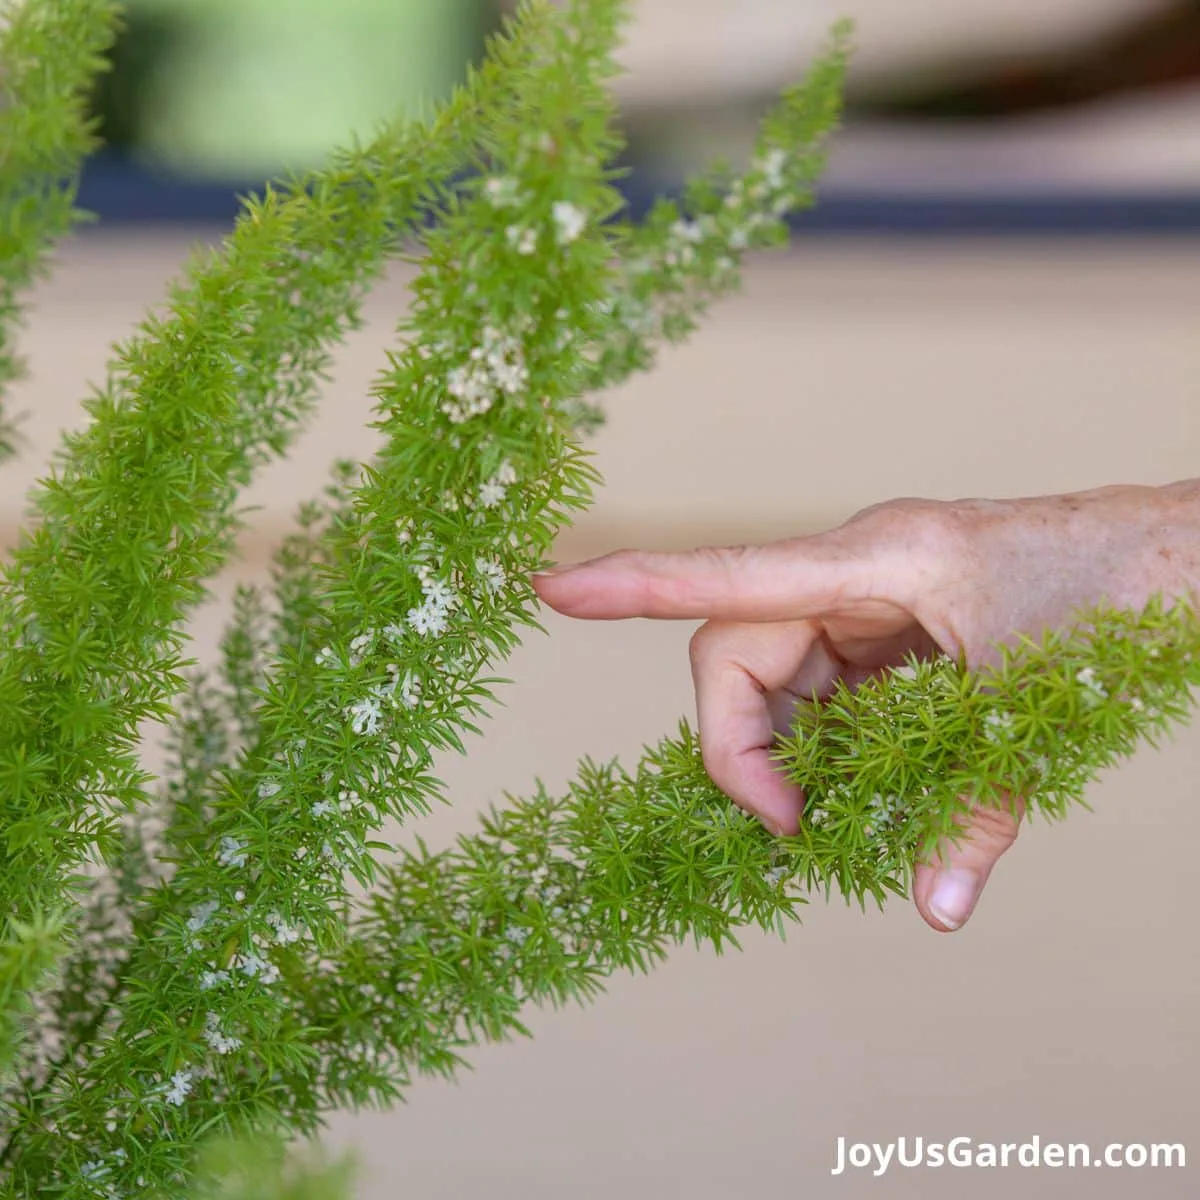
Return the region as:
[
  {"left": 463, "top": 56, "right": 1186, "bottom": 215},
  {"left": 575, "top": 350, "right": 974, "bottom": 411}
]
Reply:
[
  {"left": 531, "top": 538, "right": 886, "bottom": 622},
  {"left": 912, "top": 795, "right": 1024, "bottom": 933}
]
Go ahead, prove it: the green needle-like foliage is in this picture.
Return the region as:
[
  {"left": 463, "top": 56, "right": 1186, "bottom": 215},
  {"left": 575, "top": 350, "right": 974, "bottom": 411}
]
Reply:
[
  {"left": 0, "top": 1, "right": 1194, "bottom": 1198},
  {"left": 288, "top": 595, "right": 1200, "bottom": 1108},
  {"left": 0, "top": 0, "right": 117, "bottom": 462},
  {"left": 0, "top": 0, "right": 555, "bottom": 1056}
]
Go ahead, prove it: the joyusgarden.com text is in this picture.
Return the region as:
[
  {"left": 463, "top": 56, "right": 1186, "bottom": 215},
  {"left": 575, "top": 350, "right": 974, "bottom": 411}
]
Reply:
[{"left": 831, "top": 1136, "right": 1186, "bottom": 1176}]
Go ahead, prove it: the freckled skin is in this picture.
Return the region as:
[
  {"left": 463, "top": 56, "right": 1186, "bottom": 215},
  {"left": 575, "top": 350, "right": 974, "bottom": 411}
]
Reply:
[
  {"left": 929, "top": 482, "right": 1200, "bottom": 677},
  {"left": 756, "top": 482, "right": 1196, "bottom": 697}
]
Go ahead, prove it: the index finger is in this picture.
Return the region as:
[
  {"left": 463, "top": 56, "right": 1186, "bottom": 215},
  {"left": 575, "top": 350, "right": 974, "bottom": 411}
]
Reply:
[{"left": 532, "top": 536, "right": 882, "bottom": 622}]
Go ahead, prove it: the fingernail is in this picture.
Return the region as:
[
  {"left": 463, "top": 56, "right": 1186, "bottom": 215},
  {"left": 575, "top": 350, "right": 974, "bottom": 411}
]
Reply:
[
  {"left": 533, "top": 564, "right": 576, "bottom": 579},
  {"left": 928, "top": 868, "right": 981, "bottom": 930}
]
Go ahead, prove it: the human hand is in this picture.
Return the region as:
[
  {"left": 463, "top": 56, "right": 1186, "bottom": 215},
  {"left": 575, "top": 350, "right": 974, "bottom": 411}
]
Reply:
[{"left": 531, "top": 483, "right": 1196, "bottom": 932}]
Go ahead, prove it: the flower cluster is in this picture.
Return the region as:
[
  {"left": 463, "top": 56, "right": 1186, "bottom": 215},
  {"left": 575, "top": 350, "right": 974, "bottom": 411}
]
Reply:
[{"left": 442, "top": 326, "right": 531, "bottom": 424}]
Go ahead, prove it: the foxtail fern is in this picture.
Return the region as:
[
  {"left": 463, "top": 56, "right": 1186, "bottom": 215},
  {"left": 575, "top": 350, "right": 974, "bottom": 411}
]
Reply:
[{"left": 0, "top": 1, "right": 1194, "bottom": 1197}]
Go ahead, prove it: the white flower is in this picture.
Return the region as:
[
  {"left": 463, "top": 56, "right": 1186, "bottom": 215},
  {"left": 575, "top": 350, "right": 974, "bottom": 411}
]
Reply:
[
  {"left": 199, "top": 970, "right": 229, "bottom": 991},
  {"left": 484, "top": 175, "right": 521, "bottom": 206},
  {"left": 398, "top": 670, "right": 423, "bottom": 708},
  {"left": 493, "top": 458, "right": 518, "bottom": 486},
  {"left": 478, "top": 479, "right": 507, "bottom": 508},
  {"left": 552, "top": 201, "right": 587, "bottom": 245},
  {"left": 407, "top": 600, "right": 450, "bottom": 638},
  {"left": 348, "top": 695, "right": 384, "bottom": 736},
  {"left": 506, "top": 224, "right": 538, "bottom": 255},
  {"left": 866, "top": 793, "right": 904, "bottom": 834},
  {"left": 267, "top": 914, "right": 303, "bottom": 945},
  {"left": 672, "top": 218, "right": 704, "bottom": 244},
  {"left": 447, "top": 363, "right": 488, "bottom": 403},
  {"left": 257, "top": 779, "right": 282, "bottom": 800},
  {"left": 349, "top": 628, "right": 377, "bottom": 667},
  {"left": 406, "top": 604, "right": 435, "bottom": 637},
  {"left": 491, "top": 355, "right": 528, "bottom": 395},
  {"left": 765, "top": 865, "right": 788, "bottom": 887},
  {"left": 475, "top": 557, "right": 507, "bottom": 597},
  {"left": 204, "top": 1012, "right": 242, "bottom": 1055},
  {"left": 982, "top": 710, "right": 1015, "bottom": 742},
  {"left": 1075, "top": 664, "right": 1108, "bottom": 708},
  {"left": 444, "top": 360, "right": 496, "bottom": 423},
  {"left": 479, "top": 328, "right": 528, "bottom": 395},
  {"left": 311, "top": 799, "right": 336, "bottom": 818},
  {"left": 234, "top": 952, "right": 281, "bottom": 986},
  {"left": 758, "top": 147, "right": 787, "bottom": 189},
  {"left": 187, "top": 900, "right": 219, "bottom": 934},
  {"left": 218, "top": 837, "right": 247, "bottom": 868},
  {"left": 165, "top": 1069, "right": 194, "bottom": 1106},
  {"left": 421, "top": 577, "right": 457, "bottom": 608}
]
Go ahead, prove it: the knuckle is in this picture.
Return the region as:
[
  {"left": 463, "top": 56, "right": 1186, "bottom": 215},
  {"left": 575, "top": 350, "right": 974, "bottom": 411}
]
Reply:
[
  {"left": 845, "top": 496, "right": 959, "bottom": 550},
  {"left": 841, "top": 498, "right": 970, "bottom": 593},
  {"left": 843, "top": 496, "right": 927, "bottom": 527}
]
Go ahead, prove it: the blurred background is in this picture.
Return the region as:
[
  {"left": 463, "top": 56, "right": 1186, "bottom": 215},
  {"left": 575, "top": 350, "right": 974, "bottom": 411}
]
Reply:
[
  {"left": 6, "top": 1, "right": 1200, "bottom": 1198},
  {"left": 81, "top": 0, "right": 1200, "bottom": 229}
]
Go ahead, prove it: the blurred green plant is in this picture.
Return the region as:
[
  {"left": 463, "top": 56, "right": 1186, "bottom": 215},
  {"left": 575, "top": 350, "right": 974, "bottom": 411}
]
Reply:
[{"left": 90, "top": 0, "right": 486, "bottom": 178}]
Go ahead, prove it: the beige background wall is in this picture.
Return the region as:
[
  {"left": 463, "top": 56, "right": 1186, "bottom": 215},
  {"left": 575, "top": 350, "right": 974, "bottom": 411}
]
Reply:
[{"left": 5, "top": 231, "right": 1199, "bottom": 1197}]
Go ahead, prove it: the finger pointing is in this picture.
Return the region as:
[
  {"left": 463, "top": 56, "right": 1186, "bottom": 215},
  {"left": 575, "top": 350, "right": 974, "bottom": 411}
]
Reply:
[{"left": 532, "top": 538, "right": 884, "bottom": 622}]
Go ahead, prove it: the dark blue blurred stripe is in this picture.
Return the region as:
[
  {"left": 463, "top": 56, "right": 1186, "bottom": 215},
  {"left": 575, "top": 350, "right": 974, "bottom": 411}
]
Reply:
[
  {"left": 787, "top": 192, "right": 1200, "bottom": 235},
  {"left": 75, "top": 152, "right": 1200, "bottom": 236}
]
